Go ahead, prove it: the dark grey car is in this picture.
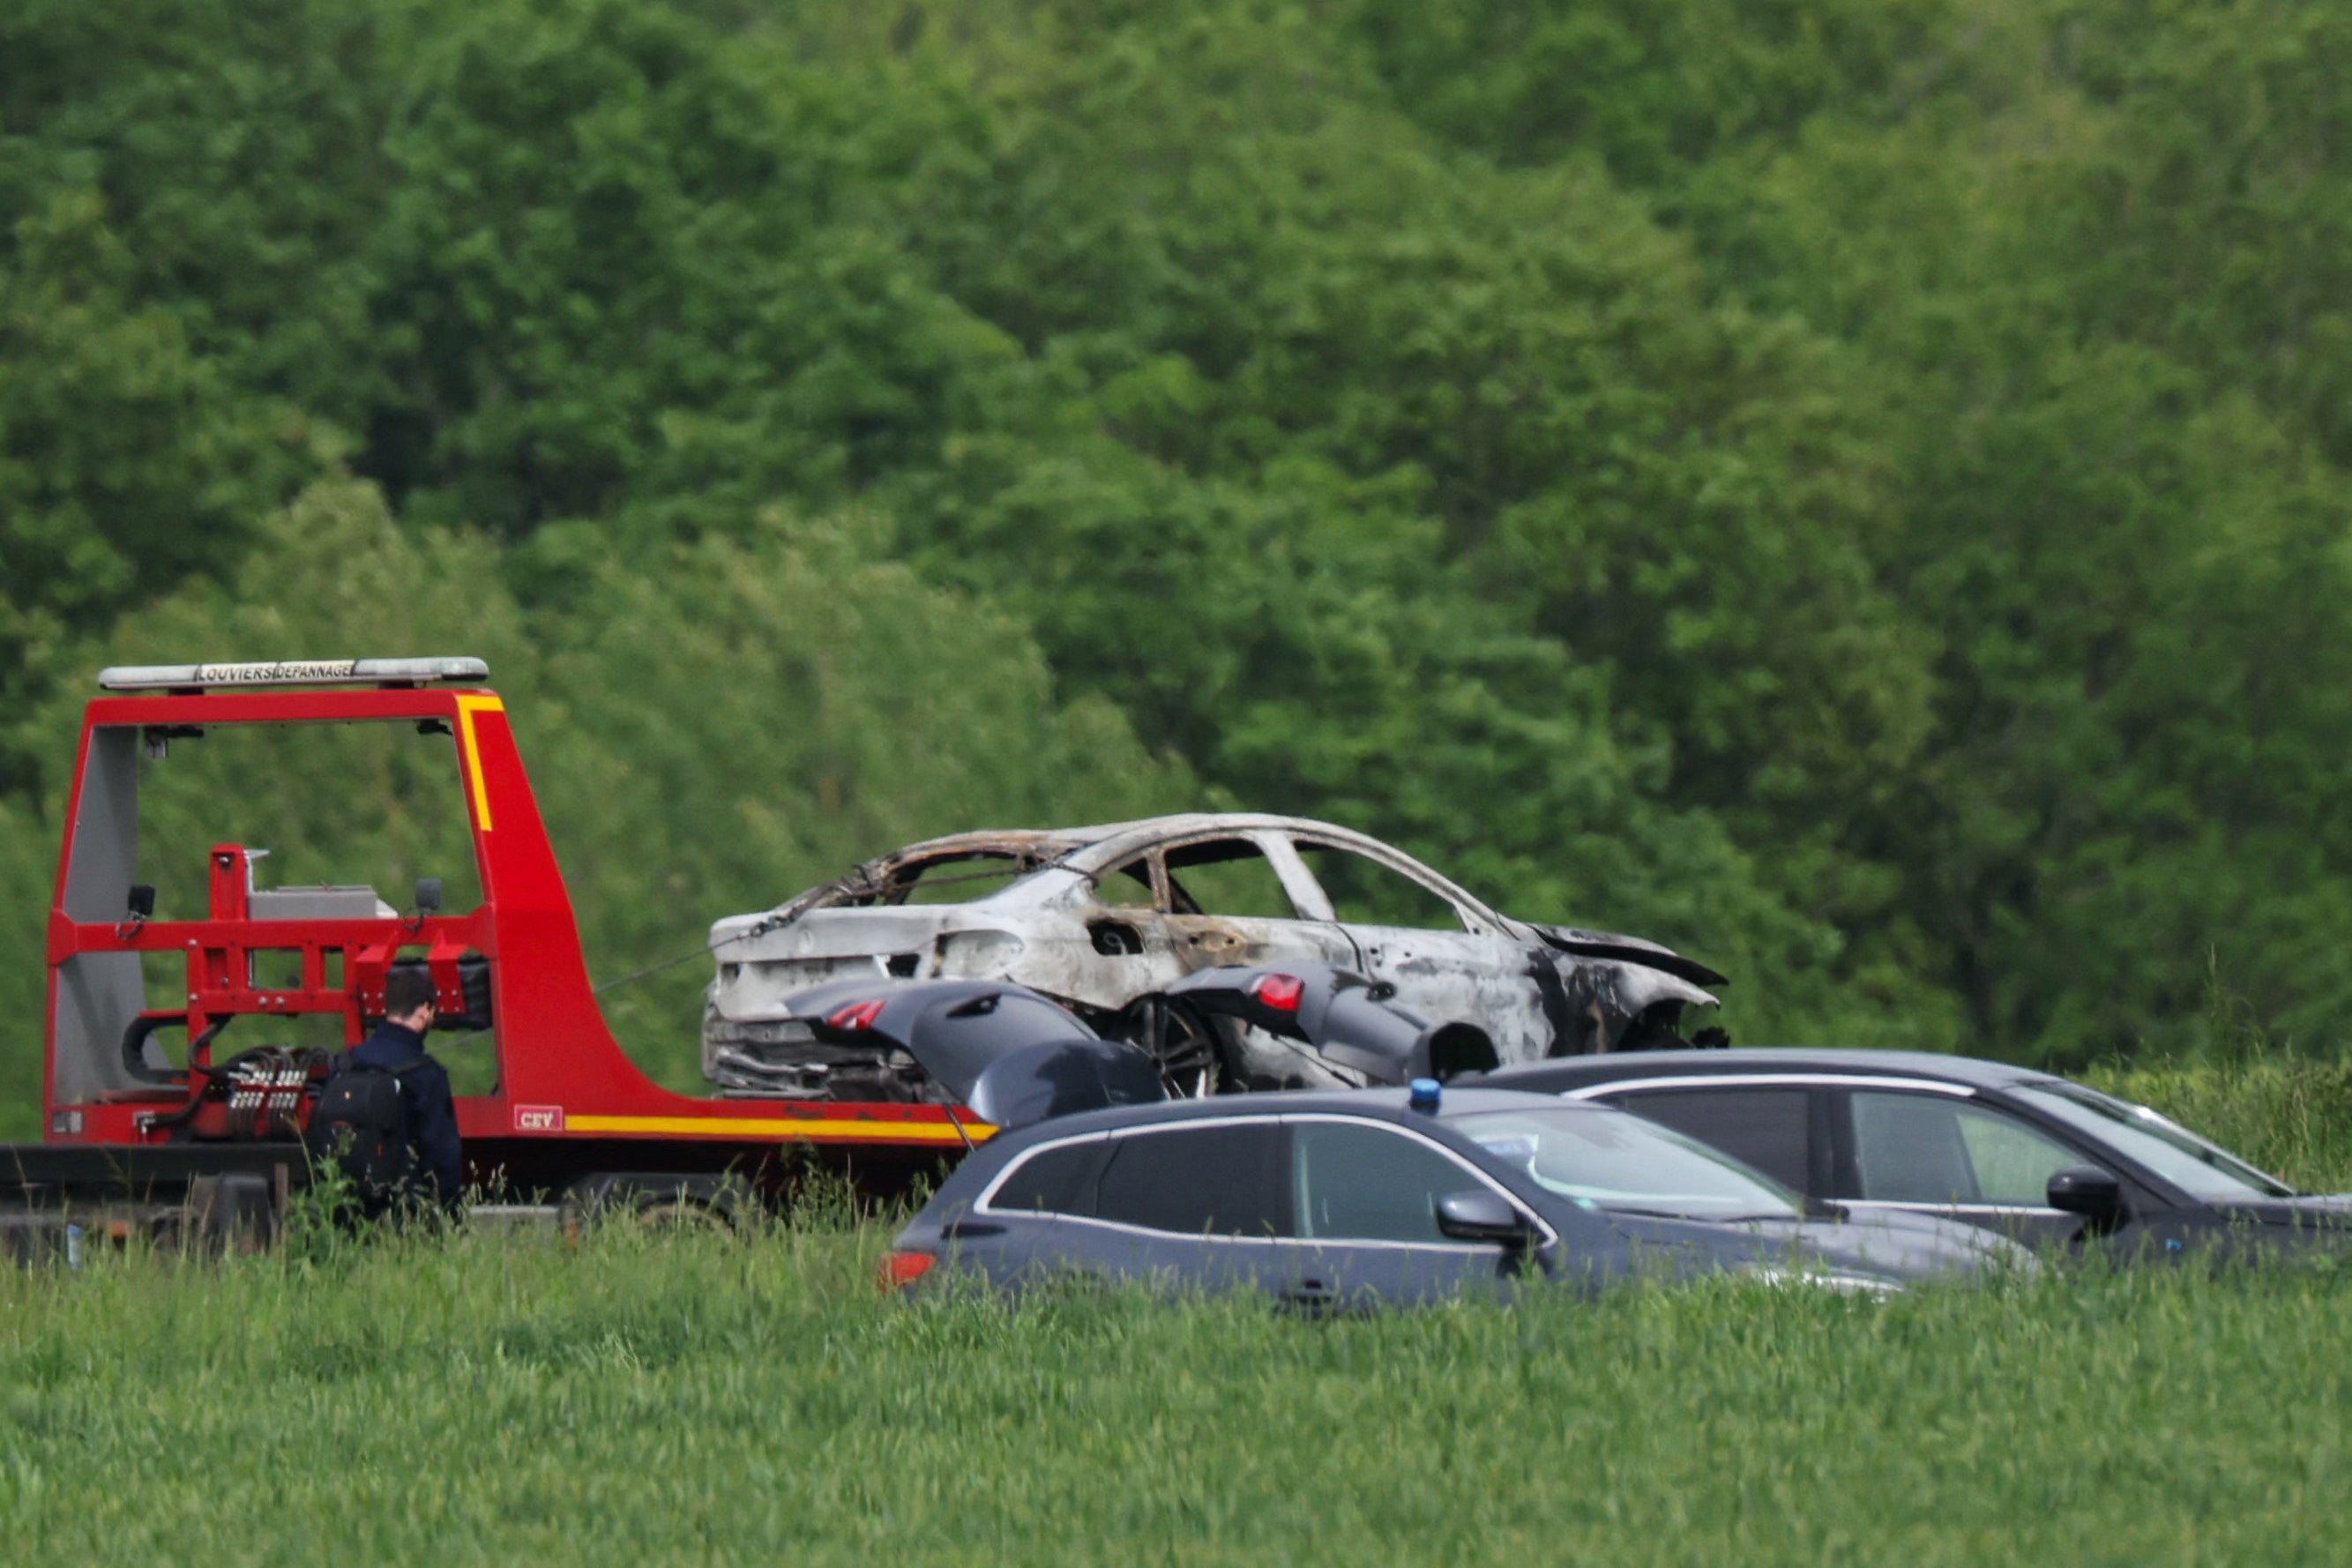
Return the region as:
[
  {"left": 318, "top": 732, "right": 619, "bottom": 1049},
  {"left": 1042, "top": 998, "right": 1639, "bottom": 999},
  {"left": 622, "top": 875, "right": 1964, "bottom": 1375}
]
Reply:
[
  {"left": 1479, "top": 1049, "right": 2352, "bottom": 1258},
  {"left": 884, "top": 1087, "right": 2029, "bottom": 1304}
]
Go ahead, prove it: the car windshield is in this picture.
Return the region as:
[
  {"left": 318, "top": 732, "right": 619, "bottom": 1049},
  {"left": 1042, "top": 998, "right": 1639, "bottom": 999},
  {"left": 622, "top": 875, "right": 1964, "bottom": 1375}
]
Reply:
[
  {"left": 1448, "top": 1107, "right": 1802, "bottom": 1221},
  {"left": 2012, "top": 1085, "right": 2295, "bottom": 1201}
]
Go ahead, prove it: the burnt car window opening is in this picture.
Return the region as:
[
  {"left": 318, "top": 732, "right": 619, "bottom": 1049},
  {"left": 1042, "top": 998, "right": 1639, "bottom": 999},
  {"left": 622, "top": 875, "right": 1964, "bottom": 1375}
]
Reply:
[
  {"left": 1093, "top": 857, "right": 1157, "bottom": 909},
  {"left": 1092, "top": 1124, "right": 1287, "bottom": 1236},
  {"left": 2013, "top": 1085, "right": 2295, "bottom": 1200},
  {"left": 1849, "top": 1094, "right": 2083, "bottom": 1206},
  {"left": 1609, "top": 1088, "right": 1812, "bottom": 1194},
  {"left": 1294, "top": 844, "right": 1467, "bottom": 931},
  {"left": 1290, "top": 1121, "right": 1478, "bottom": 1243},
  {"left": 989, "top": 1139, "right": 1109, "bottom": 1216},
  {"left": 1452, "top": 1109, "right": 1799, "bottom": 1221},
  {"left": 1163, "top": 840, "right": 1296, "bottom": 920},
  {"left": 893, "top": 853, "right": 1030, "bottom": 906}
]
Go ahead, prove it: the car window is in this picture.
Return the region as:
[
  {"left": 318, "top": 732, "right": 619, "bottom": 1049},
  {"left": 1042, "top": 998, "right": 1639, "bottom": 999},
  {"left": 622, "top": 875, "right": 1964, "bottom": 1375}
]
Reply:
[
  {"left": 1093, "top": 856, "right": 1157, "bottom": 909},
  {"left": 894, "top": 854, "right": 1028, "bottom": 906},
  {"left": 1290, "top": 1120, "right": 1483, "bottom": 1243},
  {"left": 1849, "top": 1092, "right": 2085, "bottom": 1206},
  {"left": 1163, "top": 840, "right": 1296, "bottom": 920},
  {"left": 1292, "top": 843, "right": 1468, "bottom": 930},
  {"left": 989, "top": 1139, "right": 1108, "bottom": 1215},
  {"left": 1092, "top": 1123, "right": 1286, "bottom": 1236},
  {"left": 1609, "top": 1087, "right": 1811, "bottom": 1195}
]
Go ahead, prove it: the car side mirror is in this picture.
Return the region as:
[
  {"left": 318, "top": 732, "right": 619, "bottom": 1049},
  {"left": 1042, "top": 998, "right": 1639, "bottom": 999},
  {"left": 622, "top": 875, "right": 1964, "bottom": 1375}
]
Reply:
[
  {"left": 2047, "top": 1165, "right": 2125, "bottom": 1229},
  {"left": 1435, "top": 1189, "right": 1533, "bottom": 1248},
  {"left": 414, "top": 877, "right": 443, "bottom": 918}
]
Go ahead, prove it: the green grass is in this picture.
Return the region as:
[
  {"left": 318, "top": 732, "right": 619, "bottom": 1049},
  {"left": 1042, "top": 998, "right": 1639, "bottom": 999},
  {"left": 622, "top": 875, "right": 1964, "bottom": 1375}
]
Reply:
[
  {"left": 7, "top": 1225, "right": 2352, "bottom": 1564},
  {"left": 6, "top": 1064, "right": 2352, "bottom": 1566}
]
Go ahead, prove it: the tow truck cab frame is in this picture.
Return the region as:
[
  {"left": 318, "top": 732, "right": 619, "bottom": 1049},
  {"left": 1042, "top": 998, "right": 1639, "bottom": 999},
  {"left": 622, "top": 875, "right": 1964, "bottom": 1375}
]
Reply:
[{"left": 33, "top": 658, "right": 982, "bottom": 1218}]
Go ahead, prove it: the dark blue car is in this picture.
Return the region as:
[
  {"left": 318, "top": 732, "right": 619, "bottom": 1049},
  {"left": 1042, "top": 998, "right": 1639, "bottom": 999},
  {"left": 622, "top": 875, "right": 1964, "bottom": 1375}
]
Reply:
[
  {"left": 884, "top": 1086, "right": 2027, "bottom": 1304},
  {"left": 1478, "top": 1049, "right": 2352, "bottom": 1258}
]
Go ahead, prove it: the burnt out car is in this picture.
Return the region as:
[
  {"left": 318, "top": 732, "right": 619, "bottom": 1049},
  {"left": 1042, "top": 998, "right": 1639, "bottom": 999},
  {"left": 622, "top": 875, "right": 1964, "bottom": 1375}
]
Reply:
[{"left": 703, "top": 814, "right": 1724, "bottom": 1099}]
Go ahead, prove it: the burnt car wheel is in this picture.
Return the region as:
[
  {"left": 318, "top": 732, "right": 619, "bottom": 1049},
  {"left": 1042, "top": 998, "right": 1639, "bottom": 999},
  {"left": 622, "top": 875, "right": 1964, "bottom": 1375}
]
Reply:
[{"left": 1106, "top": 997, "right": 1229, "bottom": 1099}]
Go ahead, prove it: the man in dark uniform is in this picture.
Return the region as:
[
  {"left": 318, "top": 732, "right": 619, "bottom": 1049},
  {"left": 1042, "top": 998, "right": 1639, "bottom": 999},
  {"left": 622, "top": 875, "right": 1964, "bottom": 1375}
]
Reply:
[{"left": 344, "top": 965, "right": 465, "bottom": 1214}]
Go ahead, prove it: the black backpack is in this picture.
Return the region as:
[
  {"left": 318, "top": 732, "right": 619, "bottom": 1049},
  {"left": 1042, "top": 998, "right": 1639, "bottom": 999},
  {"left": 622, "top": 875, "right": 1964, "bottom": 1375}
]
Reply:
[{"left": 305, "top": 1056, "right": 417, "bottom": 1206}]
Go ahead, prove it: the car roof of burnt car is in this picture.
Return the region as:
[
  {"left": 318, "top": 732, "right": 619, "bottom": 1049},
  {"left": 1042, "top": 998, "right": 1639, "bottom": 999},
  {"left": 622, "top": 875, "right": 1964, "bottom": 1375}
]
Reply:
[
  {"left": 869, "top": 813, "right": 1408, "bottom": 869},
  {"left": 1476, "top": 1048, "right": 2060, "bottom": 1093}
]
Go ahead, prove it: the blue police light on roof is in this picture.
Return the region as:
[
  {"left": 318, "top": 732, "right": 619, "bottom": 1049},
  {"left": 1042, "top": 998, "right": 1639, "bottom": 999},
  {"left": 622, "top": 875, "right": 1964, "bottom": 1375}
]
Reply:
[{"left": 1408, "top": 1078, "right": 1441, "bottom": 1113}]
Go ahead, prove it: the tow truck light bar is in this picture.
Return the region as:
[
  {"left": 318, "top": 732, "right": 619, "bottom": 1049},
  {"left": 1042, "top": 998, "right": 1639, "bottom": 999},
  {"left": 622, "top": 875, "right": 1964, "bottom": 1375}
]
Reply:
[{"left": 96, "top": 657, "right": 489, "bottom": 691}]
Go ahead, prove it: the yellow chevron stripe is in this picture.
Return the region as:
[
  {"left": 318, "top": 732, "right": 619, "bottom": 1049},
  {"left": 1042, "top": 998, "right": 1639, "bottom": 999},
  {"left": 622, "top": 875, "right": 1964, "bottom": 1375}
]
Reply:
[{"left": 455, "top": 694, "right": 504, "bottom": 831}]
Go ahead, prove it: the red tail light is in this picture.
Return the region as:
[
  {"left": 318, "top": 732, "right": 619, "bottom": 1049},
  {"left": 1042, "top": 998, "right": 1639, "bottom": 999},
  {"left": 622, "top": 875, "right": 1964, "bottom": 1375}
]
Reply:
[
  {"left": 826, "top": 998, "right": 888, "bottom": 1031},
  {"left": 879, "top": 1249, "right": 937, "bottom": 1291},
  {"left": 1250, "top": 973, "right": 1305, "bottom": 1012}
]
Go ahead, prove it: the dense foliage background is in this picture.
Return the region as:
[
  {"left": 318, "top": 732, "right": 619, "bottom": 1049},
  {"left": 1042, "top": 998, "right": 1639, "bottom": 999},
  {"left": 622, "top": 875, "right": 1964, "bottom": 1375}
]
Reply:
[{"left": 7, "top": 0, "right": 2351, "bottom": 1123}]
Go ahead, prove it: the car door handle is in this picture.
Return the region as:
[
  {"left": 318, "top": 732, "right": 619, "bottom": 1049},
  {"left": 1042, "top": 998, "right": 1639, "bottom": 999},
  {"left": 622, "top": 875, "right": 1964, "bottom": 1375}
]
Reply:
[{"left": 1278, "top": 1278, "right": 1335, "bottom": 1310}]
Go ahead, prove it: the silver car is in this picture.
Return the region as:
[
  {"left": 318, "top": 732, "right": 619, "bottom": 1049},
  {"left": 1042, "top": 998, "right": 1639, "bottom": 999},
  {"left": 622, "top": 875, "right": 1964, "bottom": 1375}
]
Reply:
[{"left": 703, "top": 814, "right": 1724, "bottom": 1100}]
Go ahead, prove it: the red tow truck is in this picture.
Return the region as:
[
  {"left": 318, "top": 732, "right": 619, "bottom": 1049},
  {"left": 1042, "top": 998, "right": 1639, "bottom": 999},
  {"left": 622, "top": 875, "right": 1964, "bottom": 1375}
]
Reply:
[{"left": 3, "top": 658, "right": 986, "bottom": 1257}]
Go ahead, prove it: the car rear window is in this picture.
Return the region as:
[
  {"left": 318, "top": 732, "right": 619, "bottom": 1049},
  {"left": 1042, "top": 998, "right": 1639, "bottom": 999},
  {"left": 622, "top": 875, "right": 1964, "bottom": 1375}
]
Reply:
[
  {"left": 989, "top": 1139, "right": 1108, "bottom": 1216},
  {"left": 893, "top": 854, "right": 1029, "bottom": 905},
  {"left": 1092, "top": 1123, "right": 1287, "bottom": 1236}
]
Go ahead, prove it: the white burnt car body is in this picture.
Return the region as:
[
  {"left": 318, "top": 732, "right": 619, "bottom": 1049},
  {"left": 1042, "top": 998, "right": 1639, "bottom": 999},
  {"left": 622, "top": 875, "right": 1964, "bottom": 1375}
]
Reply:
[{"left": 701, "top": 814, "right": 1725, "bottom": 1100}]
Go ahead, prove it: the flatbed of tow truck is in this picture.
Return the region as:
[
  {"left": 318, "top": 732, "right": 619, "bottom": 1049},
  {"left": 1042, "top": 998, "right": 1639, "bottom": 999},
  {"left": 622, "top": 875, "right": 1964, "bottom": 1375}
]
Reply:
[{"left": 4, "top": 657, "right": 989, "bottom": 1254}]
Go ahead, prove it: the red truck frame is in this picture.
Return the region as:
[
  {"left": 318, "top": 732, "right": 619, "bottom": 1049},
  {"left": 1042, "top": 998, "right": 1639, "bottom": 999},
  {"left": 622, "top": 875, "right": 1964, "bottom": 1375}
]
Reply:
[{"left": 32, "top": 660, "right": 985, "bottom": 1216}]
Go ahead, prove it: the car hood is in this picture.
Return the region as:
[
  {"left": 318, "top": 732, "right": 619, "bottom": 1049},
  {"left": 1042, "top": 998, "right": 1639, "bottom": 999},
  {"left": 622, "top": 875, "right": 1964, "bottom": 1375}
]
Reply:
[
  {"left": 1527, "top": 925, "right": 1729, "bottom": 989},
  {"left": 1595, "top": 1206, "right": 2031, "bottom": 1284},
  {"left": 1763, "top": 1209, "right": 2033, "bottom": 1281}
]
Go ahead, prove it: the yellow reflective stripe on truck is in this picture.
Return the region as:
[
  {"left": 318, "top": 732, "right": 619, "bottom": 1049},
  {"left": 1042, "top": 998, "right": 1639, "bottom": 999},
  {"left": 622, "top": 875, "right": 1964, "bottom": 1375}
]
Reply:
[
  {"left": 564, "top": 1114, "right": 993, "bottom": 1144},
  {"left": 455, "top": 693, "right": 504, "bottom": 831}
]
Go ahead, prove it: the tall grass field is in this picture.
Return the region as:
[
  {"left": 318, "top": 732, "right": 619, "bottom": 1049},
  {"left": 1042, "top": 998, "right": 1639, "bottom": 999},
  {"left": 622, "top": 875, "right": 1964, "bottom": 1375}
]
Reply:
[{"left": 4, "top": 1060, "right": 2350, "bottom": 1566}]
